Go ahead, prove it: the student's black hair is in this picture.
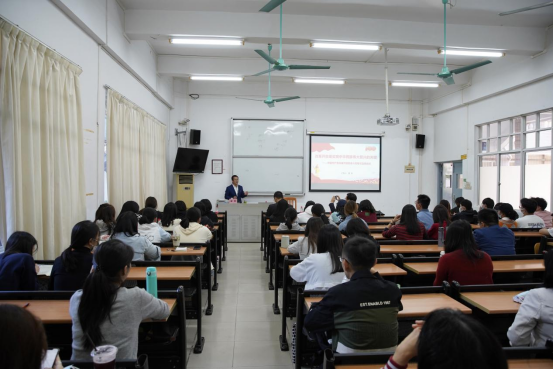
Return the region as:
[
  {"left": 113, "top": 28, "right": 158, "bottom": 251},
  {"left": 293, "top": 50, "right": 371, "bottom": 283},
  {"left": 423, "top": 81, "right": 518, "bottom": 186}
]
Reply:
[
  {"left": 346, "top": 193, "right": 357, "bottom": 202},
  {"left": 187, "top": 207, "right": 202, "bottom": 223},
  {"left": 305, "top": 217, "right": 324, "bottom": 255},
  {"left": 61, "top": 221, "right": 99, "bottom": 273},
  {"left": 417, "top": 194, "right": 431, "bottom": 209},
  {"left": 455, "top": 197, "right": 465, "bottom": 206},
  {"left": 482, "top": 197, "right": 495, "bottom": 209},
  {"left": 477, "top": 208, "right": 499, "bottom": 226},
  {"left": 497, "top": 203, "right": 518, "bottom": 220},
  {"left": 161, "top": 202, "right": 178, "bottom": 227},
  {"left": 460, "top": 199, "right": 473, "bottom": 211},
  {"left": 0, "top": 304, "right": 48, "bottom": 369},
  {"left": 316, "top": 225, "right": 344, "bottom": 274},
  {"left": 532, "top": 197, "right": 548, "bottom": 211},
  {"left": 311, "top": 204, "right": 329, "bottom": 224},
  {"left": 439, "top": 199, "right": 451, "bottom": 213},
  {"left": 78, "top": 240, "right": 134, "bottom": 351},
  {"left": 399, "top": 204, "right": 422, "bottom": 235},
  {"left": 145, "top": 196, "right": 157, "bottom": 209},
  {"left": 345, "top": 218, "right": 371, "bottom": 238},
  {"left": 444, "top": 220, "right": 482, "bottom": 262},
  {"left": 336, "top": 201, "right": 346, "bottom": 218},
  {"left": 272, "top": 199, "right": 289, "bottom": 219},
  {"left": 305, "top": 200, "right": 315, "bottom": 209},
  {"left": 418, "top": 308, "right": 507, "bottom": 369},
  {"left": 494, "top": 202, "right": 503, "bottom": 211},
  {"left": 94, "top": 203, "right": 116, "bottom": 234},
  {"left": 139, "top": 207, "right": 157, "bottom": 225},
  {"left": 273, "top": 191, "right": 283, "bottom": 200},
  {"left": 284, "top": 207, "right": 298, "bottom": 230},
  {"left": 432, "top": 204, "right": 451, "bottom": 226},
  {"left": 111, "top": 211, "right": 138, "bottom": 237},
  {"left": 520, "top": 198, "right": 538, "bottom": 214},
  {"left": 194, "top": 201, "right": 207, "bottom": 216},
  {"left": 201, "top": 199, "right": 213, "bottom": 213},
  {"left": 544, "top": 251, "right": 553, "bottom": 288},
  {"left": 342, "top": 236, "right": 378, "bottom": 272},
  {"left": 3, "top": 231, "right": 38, "bottom": 257},
  {"left": 231, "top": 175, "right": 238, "bottom": 181},
  {"left": 116, "top": 201, "right": 139, "bottom": 223},
  {"left": 175, "top": 200, "right": 187, "bottom": 213},
  {"left": 358, "top": 199, "right": 376, "bottom": 214}
]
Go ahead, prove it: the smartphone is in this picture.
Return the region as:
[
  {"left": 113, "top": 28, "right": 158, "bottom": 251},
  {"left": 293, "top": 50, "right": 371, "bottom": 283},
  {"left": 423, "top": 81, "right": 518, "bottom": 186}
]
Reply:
[{"left": 42, "top": 348, "right": 59, "bottom": 369}]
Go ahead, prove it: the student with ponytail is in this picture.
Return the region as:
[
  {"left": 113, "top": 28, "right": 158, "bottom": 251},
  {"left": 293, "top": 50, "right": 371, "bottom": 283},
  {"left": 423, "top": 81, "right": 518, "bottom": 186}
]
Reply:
[
  {"left": 94, "top": 203, "right": 116, "bottom": 237},
  {"left": 49, "top": 221, "right": 99, "bottom": 291},
  {"left": 497, "top": 203, "right": 519, "bottom": 228},
  {"left": 311, "top": 203, "right": 330, "bottom": 225},
  {"left": 276, "top": 207, "right": 304, "bottom": 231},
  {"left": 70, "top": 240, "right": 170, "bottom": 360},
  {"left": 338, "top": 200, "right": 365, "bottom": 232}
]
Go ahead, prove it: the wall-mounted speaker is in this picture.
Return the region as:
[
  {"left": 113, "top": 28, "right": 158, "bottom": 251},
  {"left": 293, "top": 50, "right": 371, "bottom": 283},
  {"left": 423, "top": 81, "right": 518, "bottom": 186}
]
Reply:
[
  {"left": 415, "top": 134, "right": 425, "bottom": 149},
  {"left": 190, "top": 129, "right": 201, "bottom": 145}
]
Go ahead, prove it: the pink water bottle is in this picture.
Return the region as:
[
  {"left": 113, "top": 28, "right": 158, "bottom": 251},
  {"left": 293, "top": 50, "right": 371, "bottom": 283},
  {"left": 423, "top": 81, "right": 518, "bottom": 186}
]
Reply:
[{"left": 216, "top": 203, "right": 219, "bottom": 214}]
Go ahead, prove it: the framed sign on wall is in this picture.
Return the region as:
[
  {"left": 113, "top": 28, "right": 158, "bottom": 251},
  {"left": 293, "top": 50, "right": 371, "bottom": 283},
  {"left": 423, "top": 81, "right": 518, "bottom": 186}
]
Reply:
[{"left": 212, "top": 159, "right": 223, "bottom": 174}]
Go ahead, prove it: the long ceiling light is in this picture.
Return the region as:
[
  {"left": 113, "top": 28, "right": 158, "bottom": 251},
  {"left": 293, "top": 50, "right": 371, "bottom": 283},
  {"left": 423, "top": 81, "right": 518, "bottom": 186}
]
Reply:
[
  {"left": 438, "top": 49, "right": 505, "bottom": 58},
  {"left": 294, "top": 78, "right": 345, "bottom": 84},
  {"left": 310, "top": 41, "right": 381, "bottom": 51},
  {"left": 190, "top": 76, "right": 243, "bottom": 81},
  {"left": 170, "top": 38, "right": 244, "bottom": 46},
  {"left": 391, "top": 82, "right": 439, "bottom": 88}
]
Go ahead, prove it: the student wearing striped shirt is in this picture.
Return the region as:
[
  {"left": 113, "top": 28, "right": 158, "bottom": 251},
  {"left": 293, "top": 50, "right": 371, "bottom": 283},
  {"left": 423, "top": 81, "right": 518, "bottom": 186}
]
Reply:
[{"left": 381, "top": 205, "right": 427, "bottom": 240}]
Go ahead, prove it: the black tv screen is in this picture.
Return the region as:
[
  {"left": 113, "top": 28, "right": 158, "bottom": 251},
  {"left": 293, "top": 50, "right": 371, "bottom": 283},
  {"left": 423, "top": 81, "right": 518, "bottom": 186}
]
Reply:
[{"left": 173, "top": 148, "right": 209, "bottom": 173}]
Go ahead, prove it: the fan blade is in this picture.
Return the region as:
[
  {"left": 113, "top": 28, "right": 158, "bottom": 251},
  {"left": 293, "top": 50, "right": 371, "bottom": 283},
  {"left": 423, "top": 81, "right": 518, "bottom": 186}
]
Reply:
[
  {"left": 397, "top": 72, "right": 437, "bottom": 76},
  {"left": 255, "top": 50, "right": 278, "bottom": 65},
  {"left": 499, "top": 1, "right": 553, "bottom": 16},
  {"left": 441, "top": 75, "right": 455, "bottom": 85},
  {"left": 274, "top": 96, "right": 300, "bottom": 103},
  {"left": 288, "top": 65, "right": 330, "bottom": 70},
  {"left": 266, "top": 101, "right": 275, "bottom": 108},
  {"left": 259, "top": 0, "right": 287, "bottom": 12},
  {"left": 252, "top": 68, "right": 275, "bottom": 77},
  {"left": 450, "top": 60, "right": 492, "bottom": 75},
  {"left": 236, "top": 97, "right": 264, "bottom": 101}
]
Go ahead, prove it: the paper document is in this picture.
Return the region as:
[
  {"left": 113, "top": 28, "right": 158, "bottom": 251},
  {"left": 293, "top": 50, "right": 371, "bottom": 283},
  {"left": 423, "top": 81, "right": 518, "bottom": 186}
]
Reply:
[
  {"left": 42, "top": 348, "right": 59, "bottom": 368},
  {"left": 175, "top": 247, "right": 188, "bottom": 251},
  {"left": 37, "top": 264, "right": 53, "bottom": 276}
]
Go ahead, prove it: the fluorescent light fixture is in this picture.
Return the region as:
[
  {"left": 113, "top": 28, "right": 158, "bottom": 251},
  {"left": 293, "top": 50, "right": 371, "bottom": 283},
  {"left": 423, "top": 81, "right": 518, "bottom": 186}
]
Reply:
[
  {"left": 190, "top": 76, "right": 243, "bottom": 81},
  {"left": 170, "top": 38, "right": 244, "bottom": 46},
  {"left": 294, "top": 78, "right": 345, "bottom": 85},
  {"left": 310, "top": 41, "right": 381, "bottom": 51},
  {"left": 438, "top": 49, "right": 505, "bottom": 57},
  {"left": 391, "top": 82, "right": 439, "bottom": 88}
]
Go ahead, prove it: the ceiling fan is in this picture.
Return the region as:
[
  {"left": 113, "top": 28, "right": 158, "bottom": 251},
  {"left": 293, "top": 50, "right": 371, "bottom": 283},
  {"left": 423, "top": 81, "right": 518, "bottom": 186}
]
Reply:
[
  {"left": 397, "top": 0, "right": 492, "bottom": 85},
  {"left": 499, "top": 1, "right": 553, "bottom": 16},
  {"left": 237, "top": 44, "right": 300, "bottom": 108},
  {"left": 252, "top": 0, "right": 331, "bottom": 76},
  {"left": 377, "top": 48, "right": 399, "bottom": 126}
]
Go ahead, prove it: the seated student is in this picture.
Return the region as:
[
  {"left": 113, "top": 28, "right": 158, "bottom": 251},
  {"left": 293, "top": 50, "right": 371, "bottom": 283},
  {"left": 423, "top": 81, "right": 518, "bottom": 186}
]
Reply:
[
  {"left": 451, "top": 199, "right": 478, "bottom": 224},
  {"left": 0, "top": 232, "right": 39, "bottom": 291},
  {"left": 415, "top": 194, "right": 433, "bottom": 230},
  {"left": 382, "top": 205, "right": 426, "bottom": 240},
  {"left": 297, "top": 200, "right": 315, "bottom": 224},
  {"left": 144, "top": 196, "right": 163, "bottom": 219},
  {"left": 111, "top": 212, "right": 160, "bottom": 261},
  {"left": 517, "top": 198, "right": 546, "bottom": 229},
  {"left": 439, "top": 199, "right": 451, "bottom": 215},
  {"left": 269, "top": 198, "right": 289, "bottom": 223},
  {"left": 427, "top": 204, "right": 451, "bottom": 240},
  {"left": 434, "top": 220, "right": 493, "bottom": 286},
  {"left": 357, "top": 199, "right": 378, "bottom": 223},
  {"left": 201, "top": 199, "right": 219, "bottom": 223},
  {"left": 339, "top": 201, "right": 367, "bottom": 232},
  {"left": 480, "top": 197, "right": 495, "bottom": 210},
  {"left": 304, "top": 237, "right": 402, "bottom": 353},
  {"left": 532, "top": 197, "right": 552, "bottom": 228},
  {"left": 508, "top": 251, "right": 553, "bottom": 346},
  {"left": 94, "top": 203, "right": 116, "bottom": 237},
  {"left": 115, "top": 201, "right": 140, "bottom": 223},
  {"left": 383, "top": 308, "right": 508, "bottom": 369},
  {"left": 330, "top": 199, "right": 347, "bottom": 226},
  {"left": 160, "top": 202, "right": 182, "bottom": 231},
  {"left": 175, "top": 200, "right": 187, "bottom": 221},
  {"left": 451, "top": 196, "right": 464, "bottom": 215},
  {"left": 70, "top": 240, "right": 170, "bottom": 360},
  {"left": 276, "top": 207, "right": 305, "bottom": 231},
  {"left": 473, "top": 209, "right": 515, "bottom": 256},
  {"left": 290, "top": 224, "right": 345, "bottom": 290},
  {"left": 50, "top": 221, "right": 98, "bottom": 291},
  {"left": 266, "top": 191, "right": 284, "bottom": 218},
  {"left": 173, "top": 207, "right": 214, "bottom": 244},
  {"left": 194, "top": 201, "right": 214, "bottom": 228},
  {"left": 329, "top": 193, "right": 357, "bottom": 213},
  {"left": 497, "top": 203, "right": 519, "bottom": 228},
  {"left": 137, "top": 208, "right": 171, "bottom": 243},
  {"left": 288, "top": 217, "right": 324, "bottom": 260},
  {"left": 311, "top": 203, "right": 330, "bottom": 225},
  {"left": 539, "top": 227, "right": 553, "bottom": 237},
  {"left": 345, "top": 218, "right": 374, "bottom": 240}
]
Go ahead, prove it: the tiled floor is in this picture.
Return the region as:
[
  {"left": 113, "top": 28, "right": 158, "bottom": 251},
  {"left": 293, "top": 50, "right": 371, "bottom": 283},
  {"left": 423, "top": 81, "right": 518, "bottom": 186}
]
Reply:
[{"left": 187, "top": 242, "right": 294, "bottom": 369}]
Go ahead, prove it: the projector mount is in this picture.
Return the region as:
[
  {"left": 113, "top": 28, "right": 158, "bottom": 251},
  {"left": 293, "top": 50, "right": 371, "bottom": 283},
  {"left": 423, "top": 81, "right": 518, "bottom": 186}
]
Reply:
[{"left": 377, "top": 48, "right": 399, "bottom": 126}]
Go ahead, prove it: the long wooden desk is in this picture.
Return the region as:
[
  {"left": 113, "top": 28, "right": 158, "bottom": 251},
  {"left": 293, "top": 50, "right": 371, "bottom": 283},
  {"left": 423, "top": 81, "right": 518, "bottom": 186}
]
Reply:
[
  {"left": 334, "top": 359, "right": 553, "bottom": 369},
  {"left": 380, "top": 244, "right": 443, "bottom": 254},
  {"left": 287, "top": 263, "right": 407, "bottom": 277},
  {"left": 460, "top": 291, "right": 524, "bottom": 314},
  {"left": 160, "top": 246, "right": 207, "bottom": 257},
  {"left": 404, "top": 259, "right": 545, "bottom": 275},
  {"left": 127, "top": 266, "right": 195, "bottom": 281},
  {"left": 512, "top": 231, "right": 543, "bottom": 238}
]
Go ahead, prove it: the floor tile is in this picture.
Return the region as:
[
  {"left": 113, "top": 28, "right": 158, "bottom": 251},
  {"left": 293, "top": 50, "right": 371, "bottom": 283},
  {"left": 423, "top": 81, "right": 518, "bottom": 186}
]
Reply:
[
  {"left": 236, "top": 305, "right": 282, "bottom": 322},
  {"left": 233, "top": 340, "right": 292, "bottom": 367},
  {"left": 197, "top": 322, "right": 236, "bottom": 342},
  {"left": 236, "top": 291, "right": 276, "bottom": 307},
  {"left": 235, "top": 320, "right": 283, "bottom": 341},
  {"left": 187, "top": 340, "right": 235, "bottom": 368}
]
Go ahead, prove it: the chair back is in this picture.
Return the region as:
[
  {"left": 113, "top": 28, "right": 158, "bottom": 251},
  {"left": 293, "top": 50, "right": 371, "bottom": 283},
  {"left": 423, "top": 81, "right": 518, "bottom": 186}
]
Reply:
[{"left": 284, "top": 197, "right": 297, "bottom": 209}]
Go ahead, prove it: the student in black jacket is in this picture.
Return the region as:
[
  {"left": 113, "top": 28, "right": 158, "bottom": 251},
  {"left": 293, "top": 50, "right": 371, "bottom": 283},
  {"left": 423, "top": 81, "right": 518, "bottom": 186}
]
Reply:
[
  {"left": 266, "top": 191, "right": 284, "bottom": 218},
  {"left": 304, "top": 236, "right": 402, "bottom": 353},
  {"left": 452, "top": 199, "right": 478, "bottom": 224},
  {"left": 270, "top": 199, "right": 289, "bottom": 223},
  {"left": 201, "top": 199, "right": 219, "bottom": 223},
  {"left": 194, "top": 201, "right": 214, "bottom": 228}
]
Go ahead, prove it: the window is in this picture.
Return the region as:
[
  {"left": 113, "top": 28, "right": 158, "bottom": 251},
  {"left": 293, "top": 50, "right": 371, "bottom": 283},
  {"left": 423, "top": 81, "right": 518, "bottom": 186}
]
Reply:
[{"left": 477, "top": 109, "right": 553, "bottom": 207}]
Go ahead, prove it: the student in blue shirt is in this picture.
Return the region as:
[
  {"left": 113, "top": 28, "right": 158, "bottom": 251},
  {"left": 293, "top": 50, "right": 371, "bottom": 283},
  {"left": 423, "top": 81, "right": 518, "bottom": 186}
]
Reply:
[
  {"left": 415, "top": 194, "right": 433, "bottom": 230},
  {"left": 474, "top": 209, "right": 516, "bottom": 256},
  {"left": 0, "top": 232, "right": 39, "bottom": 291}
]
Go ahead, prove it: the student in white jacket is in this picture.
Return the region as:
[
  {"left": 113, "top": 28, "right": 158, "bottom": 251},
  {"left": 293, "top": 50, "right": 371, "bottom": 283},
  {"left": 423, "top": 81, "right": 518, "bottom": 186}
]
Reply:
[
  {"left": 297, "top": 201, "right": 315, "bottom": 224},
  {"left": 137, "top": 208, "right": 171, "bottom": 243},
  {"left": 288, "top": 217, "right": 324, "bottom": 260},
  {"left": 173, "top": 207, "right": 213, "bottom": 244},
  {"left": 508, "top": 252, "right": 553, "bottom": 346},
  {"left": 290, "top": 224, "right": 345, "bottom": 290},
  {"left": 276, "top": 207, "right": 305, "bottom": 232}
]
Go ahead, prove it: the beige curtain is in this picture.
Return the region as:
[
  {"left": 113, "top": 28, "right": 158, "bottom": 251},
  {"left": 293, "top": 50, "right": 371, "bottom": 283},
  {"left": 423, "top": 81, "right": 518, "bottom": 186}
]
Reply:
[
  {"left": 0, "top": 20, "right": 86, "bottom": 259},
  {"left": 107, "top": 89, "right": 167, "bottom": 215}
]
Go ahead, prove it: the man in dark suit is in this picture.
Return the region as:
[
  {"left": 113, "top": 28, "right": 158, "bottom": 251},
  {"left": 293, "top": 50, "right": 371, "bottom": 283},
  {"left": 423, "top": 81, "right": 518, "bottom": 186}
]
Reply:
[
  {"left": 266, "top": 191, "right": 284, "bottom": 217},
  {"left": 224, "top": 175, "right": 248, "bottom": 203}
]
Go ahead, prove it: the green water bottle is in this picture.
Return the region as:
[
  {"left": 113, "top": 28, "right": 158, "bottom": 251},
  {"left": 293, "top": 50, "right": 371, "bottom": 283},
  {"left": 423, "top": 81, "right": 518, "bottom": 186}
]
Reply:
[{"left": 146, "top": 267, "right": 158, "bottom": 298}]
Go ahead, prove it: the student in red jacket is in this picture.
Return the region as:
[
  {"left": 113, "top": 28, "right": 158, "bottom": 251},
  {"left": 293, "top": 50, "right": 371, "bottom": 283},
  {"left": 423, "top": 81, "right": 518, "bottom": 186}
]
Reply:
[
  {"left": 433, "top": 220, "right": 493, "bottom": 286},
  {"left": 357, "top": 199, "right": 378, "bottom": 223},
  {"left": 427, "top": 204, "right": 451, "bottom": 240},
  {"left": 382, "top": 205, "right": 426, "bottom": 240}
]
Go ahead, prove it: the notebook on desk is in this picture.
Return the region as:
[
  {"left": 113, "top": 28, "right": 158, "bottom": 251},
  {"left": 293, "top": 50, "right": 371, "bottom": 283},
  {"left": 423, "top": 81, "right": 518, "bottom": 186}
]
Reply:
[{"left": 37, "top": 264, "right": 53, "bottom": 276}]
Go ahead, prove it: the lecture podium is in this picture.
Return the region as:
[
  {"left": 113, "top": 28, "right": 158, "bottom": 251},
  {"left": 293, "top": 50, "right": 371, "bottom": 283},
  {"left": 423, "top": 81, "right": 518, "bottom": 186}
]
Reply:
[{"left": 217, "top": 201, "right": 269, "bottom": 242}]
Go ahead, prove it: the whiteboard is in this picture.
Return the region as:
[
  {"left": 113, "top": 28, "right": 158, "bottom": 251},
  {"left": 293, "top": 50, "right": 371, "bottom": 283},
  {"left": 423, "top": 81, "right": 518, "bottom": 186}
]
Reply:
[
  {"left": 233, "top": 158, "right": 303, "bottom": 194},
  {"left": 232, "top": 119, "right": 304, "bottom": 157}
]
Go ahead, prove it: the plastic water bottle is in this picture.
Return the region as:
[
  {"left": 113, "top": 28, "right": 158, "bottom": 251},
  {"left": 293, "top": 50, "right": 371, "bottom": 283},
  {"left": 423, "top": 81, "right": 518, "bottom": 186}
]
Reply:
[
  {"left": 146, "top": 267, "right": 158, "bottom": 298},
  {"left": 438, "top": 227, "right": 444, "bottom": 248},
  {"left": 215, "top": 203, "right": 219, "bottom": 214}
]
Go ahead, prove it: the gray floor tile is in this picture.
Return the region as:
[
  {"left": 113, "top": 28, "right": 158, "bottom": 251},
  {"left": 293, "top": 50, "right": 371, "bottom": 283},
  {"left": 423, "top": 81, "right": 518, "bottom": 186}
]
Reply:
[
  {"left": 236, "top": 291, "right": 276, "bottom": 307},
  {"left": 236, "top": 305, "right": 282, "bottom": 322},
  {"left": 187, "top": 340, "right": 234, "bottom": 368},
  {"left": 203, "top": 304, "right": 237, "bottom": 323},
  {"left": 233, "top": 340, "right": 292, "bottom": 367},
  {"left": 235, "top": 320, "right": 283, "bottom": 341},
  {"left": 238, "top": 283, "right": 269, "bottom": 293},
  {"left": 197, "top": 322, "right": 236, "bottom": 342}
]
